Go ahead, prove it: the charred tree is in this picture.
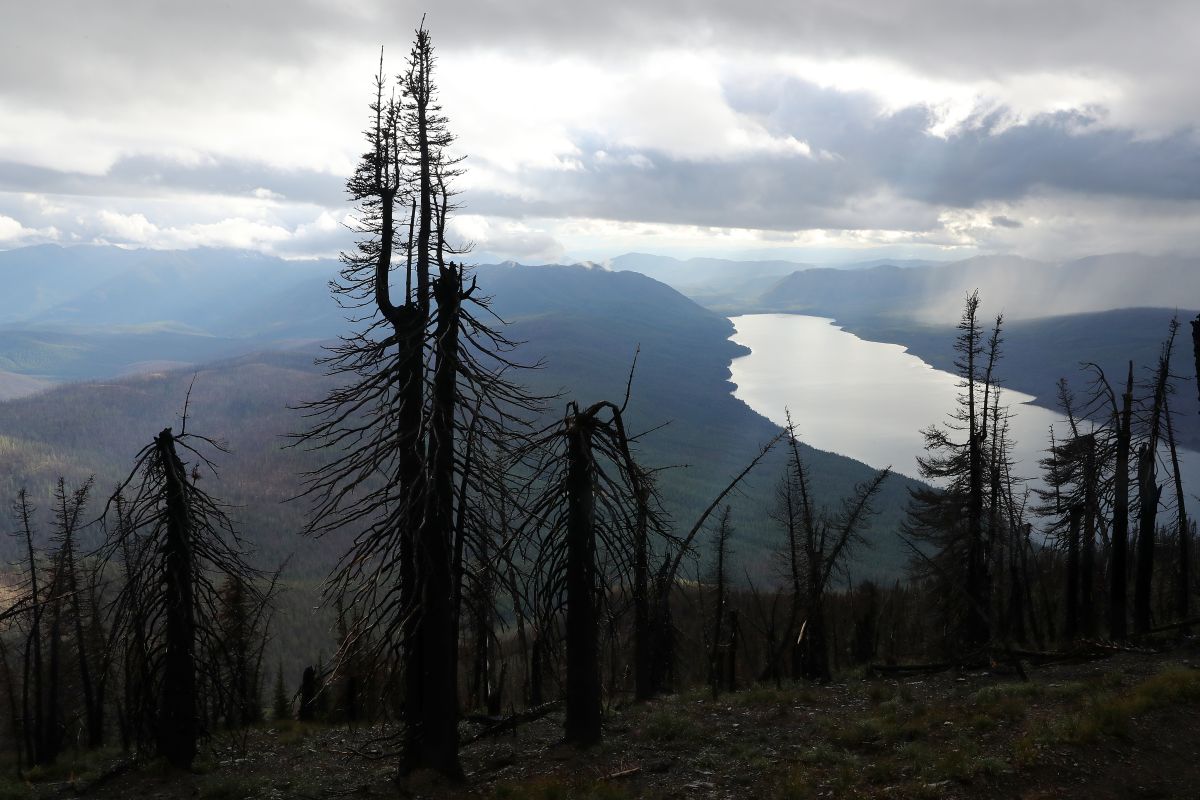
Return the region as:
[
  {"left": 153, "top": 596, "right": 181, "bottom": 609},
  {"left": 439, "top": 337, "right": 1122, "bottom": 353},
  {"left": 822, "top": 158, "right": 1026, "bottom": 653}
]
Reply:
[
  {"left": 1064, "top": 506, "right": 1081, "bottom": 640},
  {"left": 100, "top": 425, "right": 265, "bottom": 769},
  {"left": 521, "top": 394, "right": 666, "bottom": 746},
  {"left": 1164, "top": 394, "right": 1190, "bottom": 624},
  {"left": 294, "top": 24, "right": 536, "bottom": 777},
  {"left": 903, "top": 294, "right": 1001, "bottom": 652},
  {"left": 49, "top": 478, "right": 104, "bottom": 748},
  {"left": 648, "top": 433, "right": 783, "bottom": 695},
  {"left": 564, "top": 408, "right": 601, "bottom": 745},
  {"left": 707, "top": 507, "right": 733, "bottom": 700},
  {"left": 1134, "top": 323, "right": 1176, "bottom": 634},
  {"left": 781, "top": 421, "right": 890, "bottom": 681},
  {"left": 1192, "top": 314, "right": 1200, "bottom": 407}
]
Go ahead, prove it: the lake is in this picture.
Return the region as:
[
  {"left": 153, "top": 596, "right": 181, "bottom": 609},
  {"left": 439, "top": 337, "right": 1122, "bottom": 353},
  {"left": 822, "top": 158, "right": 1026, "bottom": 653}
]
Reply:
[{"left": 728, "top": 313, "right": 1199, "bottom": 493}]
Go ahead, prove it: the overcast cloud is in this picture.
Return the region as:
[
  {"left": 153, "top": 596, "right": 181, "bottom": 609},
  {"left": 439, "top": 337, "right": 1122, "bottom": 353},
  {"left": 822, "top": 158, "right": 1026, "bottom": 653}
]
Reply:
[{"left": 2, "top": 0, "right": 1200, "bottom": 262}]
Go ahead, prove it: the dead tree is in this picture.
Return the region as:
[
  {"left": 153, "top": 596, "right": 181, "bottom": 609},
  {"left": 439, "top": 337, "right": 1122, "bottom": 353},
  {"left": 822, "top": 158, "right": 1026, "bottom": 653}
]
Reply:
[
  {"left": 1037, "top": 380, "right": 1108, "bottom": 644},
  {"left": 648, "top": 433, "right": 784, "bottom": 696},
  {"left": 49, "top": 477, "right": 105, "bottom": 748},
  {"left": 9, "top": 490, "right": 54, "bottom": 766},
  {"left": 781, "top": 423, "right": 890, "bottom": 681},
  {"left": 99, "top": 427, "right": 265, "bottom": 768},
  {"left": 1, "top": 479, "right": 106, "bottom": 768},
  {"left": 520, "top": 398, "right": 663, "bottom": 746},
  {"left": 1134, "top": 322, "right": 1176, "bottom": 634},
  {"left": 1192, "top": 314, "right": 1200, "bottom": 406},
  {"left": 745, "top": 575, "right": 786, "bottom": 686},
  {"left": 298, "top": 666, "right": 317, "bottom": 722},
  {"left": 1163, "top": 394, "right": 1190, "bottom": 624},
  {"left": 903, "top": 294, "right": 1001, "bottom": 652},
  {"left": 707, "top": 507, "right": 733, "bottom": 700},
  {"left": 294, "top": 23, "right": 537, "bottom": 778},
  {"left": 1111, "top": 363, "right": 1134, "bottom": 638}
]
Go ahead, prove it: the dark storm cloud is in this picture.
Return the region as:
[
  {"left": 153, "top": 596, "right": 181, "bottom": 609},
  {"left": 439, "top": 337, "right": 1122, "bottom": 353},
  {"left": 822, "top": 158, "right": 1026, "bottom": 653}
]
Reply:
[
  {"left": 466, "top": 79, "right": 1200, "bottom": 231},
  {"left": 0, "top": 156, "right": 344, "bottom": 206},
  {"left": 3, "top": 1, "right": 1195, "bottom": 105},
  {"left": 5, "top": 1, "right": 1200, "bottom": 256}
]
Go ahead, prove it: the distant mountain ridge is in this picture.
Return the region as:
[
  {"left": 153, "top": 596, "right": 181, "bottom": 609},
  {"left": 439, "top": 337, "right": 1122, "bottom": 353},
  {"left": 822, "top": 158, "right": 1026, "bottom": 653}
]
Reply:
[
  {"left": 607, "top": 252, "right": 942, "bottom": 307},
  {"left": 0, "top": 251, "right": 919, "bottom": 587},
  {"left": 757, "top": 253, "right": 1200, "bottom": 323}
]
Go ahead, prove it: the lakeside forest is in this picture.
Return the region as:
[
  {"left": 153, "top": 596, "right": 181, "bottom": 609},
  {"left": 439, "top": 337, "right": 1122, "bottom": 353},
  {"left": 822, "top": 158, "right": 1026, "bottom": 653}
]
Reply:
[{"left": 2, "top": 24, "right": 1200, "bottom": 800}]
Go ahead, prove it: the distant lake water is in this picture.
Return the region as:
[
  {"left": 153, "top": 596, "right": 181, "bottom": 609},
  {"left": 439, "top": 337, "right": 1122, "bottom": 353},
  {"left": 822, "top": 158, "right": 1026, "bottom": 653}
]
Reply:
[{"left": 728, "top": 314, "right": 1199, "bottom": 494}]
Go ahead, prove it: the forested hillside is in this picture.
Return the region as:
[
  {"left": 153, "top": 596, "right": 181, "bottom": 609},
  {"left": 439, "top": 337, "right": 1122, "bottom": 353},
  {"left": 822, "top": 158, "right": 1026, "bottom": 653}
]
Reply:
[{"left": 0, "top": 259, "right": 919, "bottom": 681}]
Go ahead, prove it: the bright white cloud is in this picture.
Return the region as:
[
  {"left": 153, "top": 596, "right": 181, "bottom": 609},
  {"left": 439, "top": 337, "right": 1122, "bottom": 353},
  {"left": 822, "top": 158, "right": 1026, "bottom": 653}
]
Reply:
[{"left": 3, "top": 1, "right": 1200, "bottom": 261}]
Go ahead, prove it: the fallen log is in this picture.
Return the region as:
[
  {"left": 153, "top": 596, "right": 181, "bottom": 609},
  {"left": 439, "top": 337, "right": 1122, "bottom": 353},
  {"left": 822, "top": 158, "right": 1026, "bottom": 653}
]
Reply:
[
  {"left": 463, "top": 700, "right": 564, "bottom": 744},
  {"left": 867, "top": 662, "right": 953, "bottom": 676},
  {"left": 604, "top": 766, "right": 641, "bottom": 780}
]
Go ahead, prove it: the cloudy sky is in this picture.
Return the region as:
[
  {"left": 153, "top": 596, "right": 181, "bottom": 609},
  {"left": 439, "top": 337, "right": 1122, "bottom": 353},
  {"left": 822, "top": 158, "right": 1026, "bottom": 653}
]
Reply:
[{"left": 3, "top": 1, "right": 1200, "bottom": 264}]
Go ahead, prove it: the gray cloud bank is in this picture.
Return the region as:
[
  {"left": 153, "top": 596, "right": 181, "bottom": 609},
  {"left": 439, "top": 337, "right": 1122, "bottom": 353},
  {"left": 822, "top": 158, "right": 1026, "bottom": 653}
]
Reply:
[{"left": 4, "top": 1, "right": 1200, "bottom": 260}]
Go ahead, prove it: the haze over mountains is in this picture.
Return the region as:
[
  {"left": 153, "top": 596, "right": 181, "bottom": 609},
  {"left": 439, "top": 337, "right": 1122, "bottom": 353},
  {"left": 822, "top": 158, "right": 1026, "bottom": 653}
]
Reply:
[
  {"left": 0, "top": 241, "right": 1194, "bottom": 675},
  {"left": 611, "top": 251, "right": 1200, "bottom": 321},
  {"left": 2, "top": 242, "right": 1195, "bottom": 443},
  {"left": 0, "top": 244, "right": 920, "bottom": 581}
]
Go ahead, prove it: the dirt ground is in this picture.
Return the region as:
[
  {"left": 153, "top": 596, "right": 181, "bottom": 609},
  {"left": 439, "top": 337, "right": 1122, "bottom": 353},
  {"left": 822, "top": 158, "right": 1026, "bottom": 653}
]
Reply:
[{"left": 25, "top": 646, "right": 1200, "bottom": 799}]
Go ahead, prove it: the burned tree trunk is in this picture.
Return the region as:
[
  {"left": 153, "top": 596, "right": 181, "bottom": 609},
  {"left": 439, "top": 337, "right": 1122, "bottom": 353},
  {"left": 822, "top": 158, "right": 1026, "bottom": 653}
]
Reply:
[
  {"left": 632, "top": 473, "right": 653, "bottom": 703},
  {"left": 51, "top": 479, "right": 104, "bottom": 749},
  {"left": 1164, "top": 395, "right": 1190, "bottom": 624},
  {"left": 1111, "top": 363, "right": 1134, "bottom": 639},
  {"left": 1065, "top": 506, "right": 1081, "bottom": 640},
  {"left": 1134, "top": 443, "right": 1161, "bottom": 635},
  {"left": 1135, "top": 327, "right": 1175, "bottom": 634},
  {"left": 726, "top": 609, "right": 739, "bottom": 693},
  {"left": 13, "top": 491, "right": 48, "bottom": 766},
  {"left": 1081, "top": 437, "right": 1097, "bottom": 639},
  {"left": 708, "top": 507, "right": 732, "bottom": 700},
  {"left": 155, "top": 428, "right": 198, "bottom": 769},
  {"left": 101, "top": 422, "right": 266, "bottom": 769},
  {"left": 409, "top": 265, "right": 465, "bottom": 774},
  {"left": 299, "top": 666, "right": 317, "bottom": 722},
  {"left": 564, "top": 413, "right": 601, "bottom": 746},
  {"left": 1192, "top": 314, "right": 1200, "bottom": 407}
]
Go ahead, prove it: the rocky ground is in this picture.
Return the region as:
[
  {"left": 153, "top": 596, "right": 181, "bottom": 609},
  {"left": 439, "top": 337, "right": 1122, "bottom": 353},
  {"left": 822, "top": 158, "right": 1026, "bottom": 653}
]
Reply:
[{"left": 11, "top": 646, "right": 1200, "bottom": 799}]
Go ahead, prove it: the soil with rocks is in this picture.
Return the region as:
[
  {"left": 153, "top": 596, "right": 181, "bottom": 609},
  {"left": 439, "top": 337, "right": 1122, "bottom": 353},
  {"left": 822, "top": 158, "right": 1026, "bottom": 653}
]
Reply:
[{"left": 28, "top": 646, "right": 1200, "bottom": 800}]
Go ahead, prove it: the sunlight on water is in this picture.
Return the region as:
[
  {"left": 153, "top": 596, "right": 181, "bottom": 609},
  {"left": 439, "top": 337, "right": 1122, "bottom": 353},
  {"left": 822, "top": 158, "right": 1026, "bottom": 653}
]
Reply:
[{"left": 729, "top": 314, "right": 1199, "bottom": 494}]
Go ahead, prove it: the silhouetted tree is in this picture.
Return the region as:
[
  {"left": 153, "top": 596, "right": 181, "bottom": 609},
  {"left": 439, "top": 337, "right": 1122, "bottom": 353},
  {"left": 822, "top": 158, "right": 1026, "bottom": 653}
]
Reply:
[
  {"left": 707, "top": 507, "right": 733, "bottom": 700},
  {"left": 271, "top": 662, "right": 290, "bottom": 721},
  {"left": 298, "top": 666, "right": 317, "bottom": 723},
  {"left": 780, "top": 423, "right": 889, "bottom": 681},
  {"left": 1134, "top": 322, "right": 1176, "bottom": 633},
  {"left": 903, "top": 291, "right": 1002, "bottom": 652},
  {"left": 520, "top": 397, "right": 661, "bottom": 746},
  {"left": 647, "top": 433, "right": 783, "bottom": 695},
  {"left": 1036, "top": 382, "right": 1106, "bottom": 641},
  {"left": 99, "top": 426, "right": 264, "bottom": 768},
  {"left": 10, "top": 490, "right": 55, "bottom": 766},
  {"left": 1163, "top": 393, "right": 1191, "bottom": 624},
  {"left": 49, "top": 478, "right": 104, "bottom": 748},
  {"left": 1192, "top": 314, "right": 1200, "bottom": 406},
  {"left": 294, "top": 23, "right": 536, "bottom": 777}
]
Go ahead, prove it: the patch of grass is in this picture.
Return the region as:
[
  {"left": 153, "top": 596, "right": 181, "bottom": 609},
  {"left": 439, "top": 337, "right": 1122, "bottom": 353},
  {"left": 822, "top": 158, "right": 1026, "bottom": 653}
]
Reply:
[
  {"left": 1033, "top": 665, "right": 1200, "bottom": 745},
  {"left": 795, "top": 742, "right": 858, "bottom": 769},
  {"left": 272, "top": 719, "right": 315, "bottom": 746},
  {"left": 196, "top": 774, "right": 265, "bottom": 800},
  {"left": 493, "top": 776, "right": 634, "bottom": 800},
  {"left": 635, "top": 709, "right": 702, "bottom": 744},
  {"left": 734, "top": 684, "right": 818, "bottom": 708},
  {"left": 16, "top": 746, "right": 125, "bottom": 789}
]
